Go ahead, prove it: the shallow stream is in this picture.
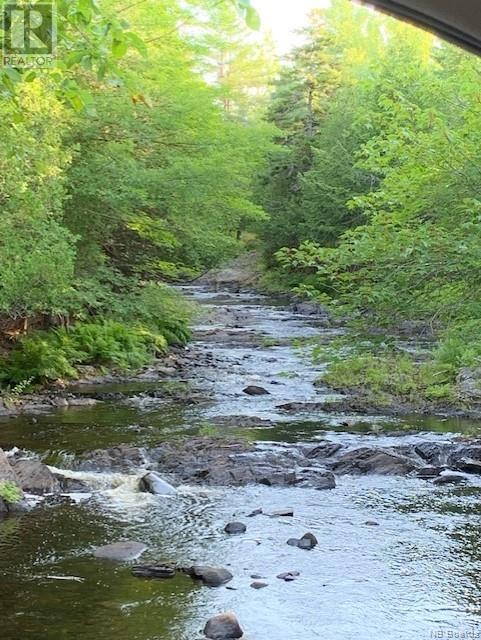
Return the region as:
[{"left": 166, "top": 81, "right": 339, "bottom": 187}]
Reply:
[{"left": 1, "top": 287, "right": 481, "bottom": 640}]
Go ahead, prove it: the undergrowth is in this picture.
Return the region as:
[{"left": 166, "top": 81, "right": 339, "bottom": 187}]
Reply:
[
  {"left": 314, "top": 334, "right": 461, "bottom": 406},
  {"left": 0, "top": 284, "right": 194, "bottom": 387}
]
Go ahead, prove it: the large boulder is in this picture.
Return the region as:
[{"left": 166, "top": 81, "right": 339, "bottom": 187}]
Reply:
[
  {"left": 204, "top": 612, "right": 243, "bottom": 639},
  {"left": 11, "top": 459, "right": 59, "bottom": 495},
  {"left": 331, "top": 447, "right": 417, "bottom": 475}
]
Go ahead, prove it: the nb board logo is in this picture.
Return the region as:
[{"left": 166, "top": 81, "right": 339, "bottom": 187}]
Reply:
[{"left": 2, "top": 1, "right": 57, "bottom": 68}]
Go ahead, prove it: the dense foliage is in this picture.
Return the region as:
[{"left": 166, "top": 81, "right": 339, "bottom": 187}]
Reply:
[
  {"left": 259, "top": 0, "right": 481, "bottom": 398},
  {"left": 0, "top": 0, "right": 273, "bottom": 386}
]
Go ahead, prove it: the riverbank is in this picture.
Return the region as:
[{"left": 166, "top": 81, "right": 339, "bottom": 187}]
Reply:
[{"left": 3, "top": 252, "right": 481, "bottom": 422}]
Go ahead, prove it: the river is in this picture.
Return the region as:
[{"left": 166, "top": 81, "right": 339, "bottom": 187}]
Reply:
[{"left": 0, "top": 286, "right": 481, "bottom": 640}]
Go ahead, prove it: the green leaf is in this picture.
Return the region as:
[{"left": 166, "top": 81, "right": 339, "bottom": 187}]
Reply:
[
  {"left": 112, "top": 38, "right": 128, "bottom": 59},
  {"left": 245, "top": 6, "right": 261, "bottom": 30}
]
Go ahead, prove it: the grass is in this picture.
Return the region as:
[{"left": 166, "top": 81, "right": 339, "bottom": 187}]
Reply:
[{"left": 319, "top": 351, "right": 456, "bottom": 406}]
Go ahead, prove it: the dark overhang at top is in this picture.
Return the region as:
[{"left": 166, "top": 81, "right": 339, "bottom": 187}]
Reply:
[{"left": 358, "top": 1, "right": 481, "bottom": 56}]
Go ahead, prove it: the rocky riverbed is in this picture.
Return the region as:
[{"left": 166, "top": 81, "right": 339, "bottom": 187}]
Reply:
[{"left": 1, "top": 282, "right": 481, "bottom": 639}]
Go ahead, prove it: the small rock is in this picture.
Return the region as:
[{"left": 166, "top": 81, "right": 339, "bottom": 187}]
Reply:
[
  {"left": 298, "top": 533, "right": 318, "bottom": 550},
  {"left": 204, "top": 612, "right": 243, "bottom": 640},
  {"left": 131, "top": 565, "right": 175, "bottom": 579},
  {"left": 364, "top": 521, "right": 379, "bottom": 527},
  {"left": 250, "top": 573, "right": 265, "bottom": 580},
  {"left": 287, "top": 533, "right": 318, "bottom": 550},
  {"left": 224, "top": 522, "right": 246, "bottom": 535},
  {"left": 250, "top": 581, "right": 268, "bottom": 589},
  {"left": 286, "top": 538, "right": 300, "bottom": 547},
  {"left": 242, "top": 386, "right": 270, "bottom": 396},
  {"left": 277, "top": 571, "right": 300, "bottom": 581},
  {"left": 93, "top": 541, "right": 147, "bottom": 561},
  {"left": 187, "top": 565, "right": 233, "bottom": 587},
  {"left": 246, "top": 508, "right": 263, "bottom": 518}
]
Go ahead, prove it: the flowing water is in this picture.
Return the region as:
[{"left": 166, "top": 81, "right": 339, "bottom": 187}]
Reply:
[{"left": 1, "top": 287, "right": 481, "bottom": 640}]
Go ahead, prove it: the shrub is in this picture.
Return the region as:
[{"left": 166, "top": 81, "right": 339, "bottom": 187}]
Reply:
[{"left": 0, "top": 481, "right": 22, "bottom": 504}]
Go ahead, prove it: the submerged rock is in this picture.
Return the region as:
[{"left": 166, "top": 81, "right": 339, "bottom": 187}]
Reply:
[
  {"left": 204, "top": 612, "right": 243, "bottom": 640},
  {"left": 93, "top": 541, "right": 147, "bottom": 561},
  {"left": 138, "top": 472, "right": 177, "bottom": 495},
  {"left": 224, "top": 521, "right": 247, "bottom": 535},
  {"left": 131, "top": 565, "right": 176, "bottom": 579},
  {"left": 187, "top": 565, "right": 233, "bottom": 587}
]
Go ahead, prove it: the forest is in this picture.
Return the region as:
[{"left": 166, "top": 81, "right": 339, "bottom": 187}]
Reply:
[
  {"left": 1, "top": 0, "right": 481, "bottom": 408},
  {"left": 0, "top": 0, "right": 275, "bottom": 385}
]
